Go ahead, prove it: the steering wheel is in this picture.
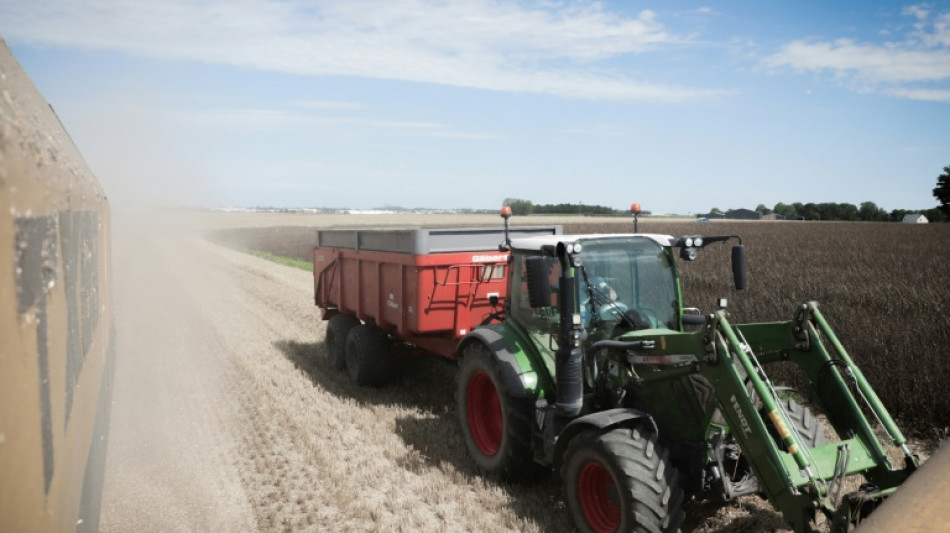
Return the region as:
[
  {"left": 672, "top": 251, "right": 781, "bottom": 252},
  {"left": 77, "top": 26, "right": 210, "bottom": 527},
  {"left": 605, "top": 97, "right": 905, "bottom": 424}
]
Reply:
[
  {"left": 621, "top": 308, "right": 653, "bottom": 330},
  {"left": 596, "top": 300, "right": 627, "bottom": 322},
  {"left": 633, "top": 307, "right": 662, "bottom": 329}
]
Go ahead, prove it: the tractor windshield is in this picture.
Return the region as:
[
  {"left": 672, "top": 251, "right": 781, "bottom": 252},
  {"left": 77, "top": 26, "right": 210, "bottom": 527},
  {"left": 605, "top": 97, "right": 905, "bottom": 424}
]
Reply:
[{"left": 578, "top": 237, "right": 678, "bottom": 331}]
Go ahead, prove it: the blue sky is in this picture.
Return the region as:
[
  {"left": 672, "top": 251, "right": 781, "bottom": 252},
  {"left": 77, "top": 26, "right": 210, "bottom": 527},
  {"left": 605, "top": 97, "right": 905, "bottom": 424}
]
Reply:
[{"left": 2, "top": 1, "right": 948, "bottom": 214}]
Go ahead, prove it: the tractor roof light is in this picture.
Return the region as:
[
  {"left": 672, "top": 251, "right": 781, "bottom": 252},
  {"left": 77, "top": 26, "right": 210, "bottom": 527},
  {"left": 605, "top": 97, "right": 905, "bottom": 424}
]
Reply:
[
  {"left": 566, "top": 242, "right": 583, "bottom": 266},
  {"left": 631, "top": 203, "right": 642, "bottom": 233},
  {"left": 674, "top": 235, "right": 711, "bottom": 249},
  {"left": 680, "top": 247, "right": 698, "bottom": 261},
  {"left": 499, "top": 205, "right": 513, "bottom": 251}
]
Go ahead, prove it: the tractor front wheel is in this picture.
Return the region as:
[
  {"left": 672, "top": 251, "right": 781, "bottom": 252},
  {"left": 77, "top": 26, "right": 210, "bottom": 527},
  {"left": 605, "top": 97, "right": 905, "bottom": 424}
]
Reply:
[
  {"left": 563, "top": 426, "right": 684, "bottom": 533},
  {"left": 774, "top": 396, "right": 829, "bottom": 449},
  {"left": 456, "top": 342, "right": 541, "bottom": 480}
]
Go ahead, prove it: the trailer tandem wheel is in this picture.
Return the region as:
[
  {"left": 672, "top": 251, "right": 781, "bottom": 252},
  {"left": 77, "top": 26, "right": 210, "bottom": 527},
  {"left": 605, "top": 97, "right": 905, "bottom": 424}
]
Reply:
[
  {"left": 562, "top": 426, "right": 684, "bottom": 533},
  {"left": 326, "top": 314, "right": 360, "bottom": 371},
  {"left": 344, "top": 324, "right": 395, "bottom": 387},
  {"left": 456, "top": 342, "right": 542, "bottom": 480}
]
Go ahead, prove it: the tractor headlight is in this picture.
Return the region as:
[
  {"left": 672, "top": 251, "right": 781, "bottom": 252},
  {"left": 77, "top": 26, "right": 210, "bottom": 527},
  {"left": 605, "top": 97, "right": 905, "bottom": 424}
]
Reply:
[
  {"left": 693, "top": 236, "right": 703, "bottom": 247},
  {"left": 684, "top": 237, "right": 694, "bottom": 247},
  {"left": 680, "top": 247, "right": 698, "bottom": 261}
]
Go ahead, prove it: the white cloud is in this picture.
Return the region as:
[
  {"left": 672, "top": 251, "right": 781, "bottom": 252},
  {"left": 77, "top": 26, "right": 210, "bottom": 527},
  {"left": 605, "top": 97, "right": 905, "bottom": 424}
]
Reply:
[
  {"left": 886, "top": 87, "right": 950, "bottom": 102},
  {"left": 929, "top": 12, "right": 950, "bottom": 46},
  {"left": 903, "top": 4, "right": 930, "bottom": 21},
  {"left": 0, "top": 0, "right": 726, "bottom": 103},
  {"left": 764, "top": 6, "right": 950, "bottom": 101},
  {"left": 766, "top": 39, "right": 950, "bottom": 83}
]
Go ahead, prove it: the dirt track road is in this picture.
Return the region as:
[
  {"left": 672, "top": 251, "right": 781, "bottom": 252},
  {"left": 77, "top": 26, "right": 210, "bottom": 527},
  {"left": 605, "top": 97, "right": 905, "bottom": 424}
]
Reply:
[{"left": 99, "top": 213, "right": 572, "bottom": 532}]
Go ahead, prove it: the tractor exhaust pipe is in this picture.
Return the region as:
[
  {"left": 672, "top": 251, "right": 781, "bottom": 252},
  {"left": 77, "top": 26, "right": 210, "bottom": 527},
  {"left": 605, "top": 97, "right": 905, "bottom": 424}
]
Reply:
[
  {"left": 524, "top": 242, "right": 584, "bottom": 417},
  {"left": 554, "top": 242, "right": 583, "bottom": 417}
]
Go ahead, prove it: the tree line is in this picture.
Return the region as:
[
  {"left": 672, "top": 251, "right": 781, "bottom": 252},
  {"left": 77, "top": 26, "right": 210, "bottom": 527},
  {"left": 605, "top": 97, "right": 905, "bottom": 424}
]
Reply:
[
  {"left": 756, "top": 201, "right": 946, "bottom": 222},
  {"left": 502, "top": 198, "right": 625, "bottom": 216},
  {"left": 505, "top": 197, "right": 945, "bottom": 221}
]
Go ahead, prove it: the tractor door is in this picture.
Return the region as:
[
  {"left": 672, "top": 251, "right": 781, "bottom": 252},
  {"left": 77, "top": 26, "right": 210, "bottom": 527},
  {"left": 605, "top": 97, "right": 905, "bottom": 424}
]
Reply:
[{"left": 507, "top": 253, "right": 561, "bottom": 366}]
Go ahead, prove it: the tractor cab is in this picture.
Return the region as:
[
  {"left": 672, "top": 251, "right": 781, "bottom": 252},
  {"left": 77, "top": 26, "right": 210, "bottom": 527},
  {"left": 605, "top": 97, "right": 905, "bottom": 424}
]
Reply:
[
  {"left": 575, "top": 235, "right": 680, "bottom": 334},
  {"left": 506, "top": 234, "right": 681, "bottom": 339},
  {"left": 506, "top": 231, "right": 746, "bottom": 342}
]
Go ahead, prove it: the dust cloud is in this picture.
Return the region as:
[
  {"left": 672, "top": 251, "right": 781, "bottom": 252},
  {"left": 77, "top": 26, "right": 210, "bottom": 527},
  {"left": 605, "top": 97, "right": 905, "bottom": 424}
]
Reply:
[
  {"left": 100, "top": 211, "right": 571, "bottom": 532},
  {"left": 61, "top": 100, "right": 219, "bottom": 212}
]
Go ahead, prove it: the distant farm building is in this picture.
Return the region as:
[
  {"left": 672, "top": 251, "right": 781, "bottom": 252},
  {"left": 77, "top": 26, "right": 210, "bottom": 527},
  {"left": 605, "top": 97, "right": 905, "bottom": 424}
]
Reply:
[
  {"left": 902, "top": 213, "right": 928, "bottom": 224},
  {"left": 697, "top": 208, "right": 762, "bottom": 220},
  {"left": 696, "top": 209, "right": 807, "bottom": 221}
]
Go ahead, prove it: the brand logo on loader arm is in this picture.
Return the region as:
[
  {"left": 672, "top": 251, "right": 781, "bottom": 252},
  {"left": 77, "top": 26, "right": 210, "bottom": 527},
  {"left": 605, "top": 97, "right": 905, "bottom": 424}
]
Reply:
[{"left": 730, "top": 395, "right": 753, "bottom": 438}]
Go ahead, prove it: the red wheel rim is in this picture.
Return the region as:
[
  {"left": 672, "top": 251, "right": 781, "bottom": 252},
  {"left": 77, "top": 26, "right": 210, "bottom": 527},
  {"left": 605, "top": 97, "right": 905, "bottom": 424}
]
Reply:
[
  {"left": 466, "top": 370, "right": 502, "bottom": 456},
  {"left": 578, "top": 462, "right": 620, "bottom": 533}
]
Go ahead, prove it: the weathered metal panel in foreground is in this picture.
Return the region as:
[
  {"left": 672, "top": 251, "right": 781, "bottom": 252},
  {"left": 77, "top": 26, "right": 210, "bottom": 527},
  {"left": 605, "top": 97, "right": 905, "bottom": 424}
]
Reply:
[
  {"left": 0, "top": 39, "right": 114, "bottom": 532},
  {"left": 857, "top": 443, "right": 950, "bottom": 532}
]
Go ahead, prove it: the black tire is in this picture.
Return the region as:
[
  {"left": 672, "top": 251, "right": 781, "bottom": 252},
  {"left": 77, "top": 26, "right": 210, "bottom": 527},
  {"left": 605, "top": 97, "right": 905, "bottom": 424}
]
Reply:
[
  {"left": 769, "top": 396, "right": 829, "bottom": 449},
  {"left": 344, "top": 324, "right": 394, "bottom": 387},
  {"left": 563, "top": 427, "right": 685, "bottom": 533},
  {"left": 456, "top": 342, "right": 542, "bottom": 480},
  {"left": 717, "top": 395, "right": 830, "bottom": 500},
  {"left": 326, "top": 314, "right": 360, "bottom": 372}
]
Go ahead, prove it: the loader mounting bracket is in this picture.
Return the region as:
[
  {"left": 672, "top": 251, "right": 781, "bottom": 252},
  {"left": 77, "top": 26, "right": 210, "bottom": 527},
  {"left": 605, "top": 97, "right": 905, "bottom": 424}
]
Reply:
[{"left": 793, "top": 303, "right": 812, "bottom": 351}]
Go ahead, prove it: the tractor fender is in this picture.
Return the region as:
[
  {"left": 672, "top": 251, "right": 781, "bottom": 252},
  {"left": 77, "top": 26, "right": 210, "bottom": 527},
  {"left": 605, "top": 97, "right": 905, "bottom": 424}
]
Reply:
[
  {"left": 553, "top": 408, "right": 656, "bottom": 471},
  {"left": 457, "top": 329, "right": 535, "bottom": 398}
]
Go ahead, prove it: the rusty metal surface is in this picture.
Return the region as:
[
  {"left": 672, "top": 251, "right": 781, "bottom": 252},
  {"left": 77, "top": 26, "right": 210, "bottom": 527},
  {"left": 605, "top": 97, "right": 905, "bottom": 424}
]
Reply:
[
  {"left": 0, "top": 38, "right": 114, "bottom": 532},
  {"left": 857, "top": 444, "right": 950, "bottom": 532}
]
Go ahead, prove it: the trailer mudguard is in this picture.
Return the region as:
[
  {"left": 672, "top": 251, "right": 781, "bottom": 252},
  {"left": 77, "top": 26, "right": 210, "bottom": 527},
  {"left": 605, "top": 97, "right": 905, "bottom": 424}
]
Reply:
[
  {"left": 553, "top": 408, "right": 656, "bottom": 470},
  {"left": 458, "top": 328, "right": 539, "bottom": 398}
]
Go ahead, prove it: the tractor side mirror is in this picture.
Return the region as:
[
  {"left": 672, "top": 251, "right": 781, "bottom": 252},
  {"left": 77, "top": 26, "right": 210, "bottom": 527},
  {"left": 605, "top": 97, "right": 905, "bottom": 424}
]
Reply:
[
  {"left": 525, "top": 256, "right": 552, "bottom": 308},
  {"left": 732, "top": 245, "right": 747, "bottom": 290}
]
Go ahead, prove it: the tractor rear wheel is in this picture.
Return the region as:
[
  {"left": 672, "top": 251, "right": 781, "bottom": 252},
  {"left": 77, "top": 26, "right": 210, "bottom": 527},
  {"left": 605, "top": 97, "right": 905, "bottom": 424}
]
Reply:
[
  {"left": 344, "top": 324, "right": 395, "bottom": 387},
  {"left": 326, "top": 314, "right": 360, "bottom": 371},
  {"left": 456, "top": 342, "right": 541, "bottom": 480},
  {"left": 563, "top": 426, "right": 684, "bottom": 533}
]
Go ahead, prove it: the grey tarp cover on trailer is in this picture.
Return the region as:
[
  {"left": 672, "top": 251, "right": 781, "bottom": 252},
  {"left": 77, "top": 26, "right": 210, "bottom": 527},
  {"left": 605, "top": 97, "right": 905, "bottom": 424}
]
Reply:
[{"left": 316, "top": 226, "right": 562, "bottom": 254}]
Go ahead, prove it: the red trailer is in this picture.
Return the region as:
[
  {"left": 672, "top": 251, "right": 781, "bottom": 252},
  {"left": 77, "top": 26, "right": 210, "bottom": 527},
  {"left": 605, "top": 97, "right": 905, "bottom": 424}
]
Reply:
[{"left": 313, "top": 226, "right": 560, "bottom": 384}]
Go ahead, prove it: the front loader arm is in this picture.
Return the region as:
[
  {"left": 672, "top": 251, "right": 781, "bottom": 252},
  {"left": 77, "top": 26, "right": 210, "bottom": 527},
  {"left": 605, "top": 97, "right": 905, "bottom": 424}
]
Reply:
[
  {"left": 698, "top": 315, "right": 819, "bottom": 531},
  {"left": 698, "top": 306, "right": 920, "bottom": 532}
]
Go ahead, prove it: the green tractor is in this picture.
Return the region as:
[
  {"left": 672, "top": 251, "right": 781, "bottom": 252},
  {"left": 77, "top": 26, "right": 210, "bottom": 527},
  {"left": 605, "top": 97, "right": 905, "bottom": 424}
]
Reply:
[{"left": 455, "top": 213, "right": 919, "bottom": 532}]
